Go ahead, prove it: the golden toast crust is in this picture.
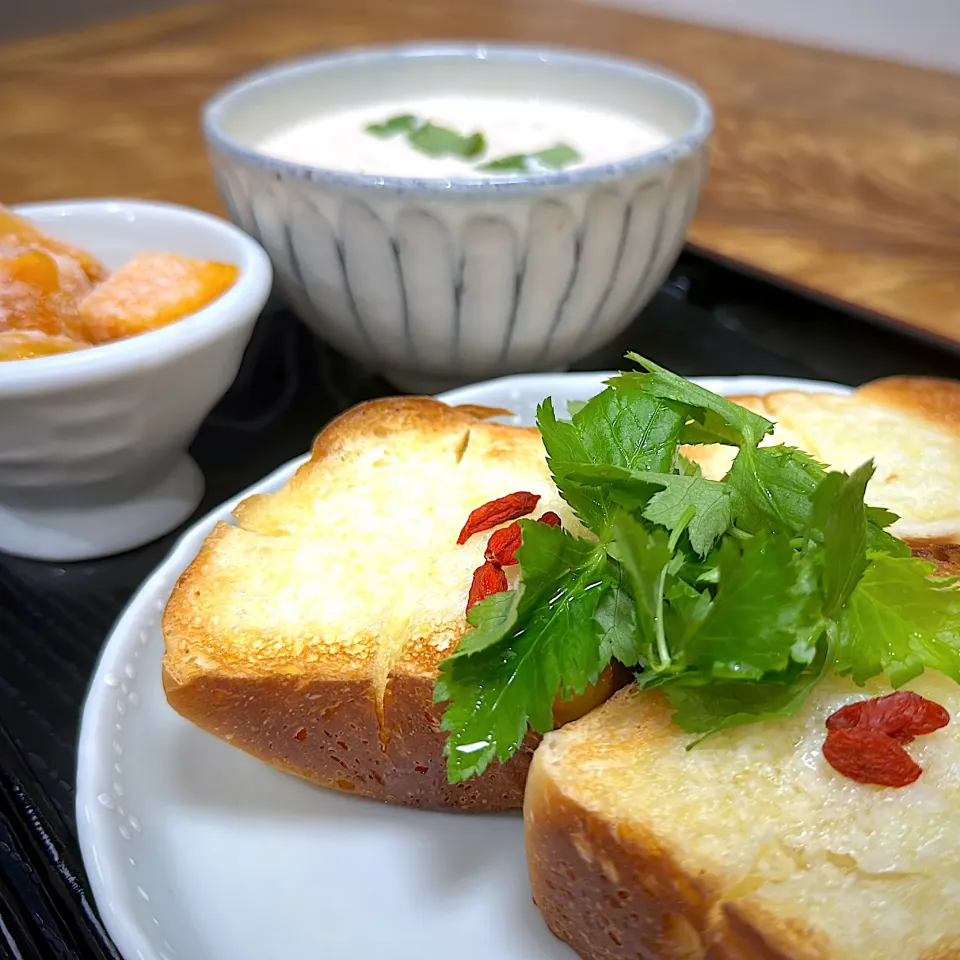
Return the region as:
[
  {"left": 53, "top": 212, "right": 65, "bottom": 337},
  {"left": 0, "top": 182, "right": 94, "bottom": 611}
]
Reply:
[
  {"left": 854, "top": 376, "right": 960, "bottom": 434},
  {"left": 162, "top": 396, "right": 588, "bottom": 810},
  {"left": 162, "top": 666, "right": 539, "bottom": 809}
]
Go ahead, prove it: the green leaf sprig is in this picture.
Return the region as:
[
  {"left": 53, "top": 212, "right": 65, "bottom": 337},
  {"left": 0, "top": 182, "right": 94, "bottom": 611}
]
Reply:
[
  {"left": 435, "top": 354, "right": 960, "bottom": 782},
  {"left": 364, "top": 114, "right": 581, "bottom": 172}
]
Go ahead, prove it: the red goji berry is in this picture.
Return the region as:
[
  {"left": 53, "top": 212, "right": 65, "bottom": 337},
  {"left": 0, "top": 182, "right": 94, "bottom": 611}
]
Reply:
[
  {"left": 483, "top": 511, "right": 563, "bottom": 567},
  {"left": 822, "top": 727, "right": 922, "bottom": 787},
  {"left": 466, "top": 561, "right": 508, "bottom": 615},
  {"left": 457, "top": 492, "right": 540, "bottom": 545},
  {"left": 485, "top": 522, "right": 522, "bottom": 567},
  {"left": 825, "top": 700, "right": 865, "bottom": 731},
  {"left": 826, "top": 691, "right": 950, "bottom": 745}
]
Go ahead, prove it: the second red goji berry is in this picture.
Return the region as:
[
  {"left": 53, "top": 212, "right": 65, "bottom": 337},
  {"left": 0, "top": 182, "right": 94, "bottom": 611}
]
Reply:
[
  {"left": 822, "top": 727, "right": 922, "bottom": 787},
  {"left": 485, "top": 522, "right": 522, "bottom": 567},
  {"left": 826, "top": 691, "right": 950, "bottom": 745}
]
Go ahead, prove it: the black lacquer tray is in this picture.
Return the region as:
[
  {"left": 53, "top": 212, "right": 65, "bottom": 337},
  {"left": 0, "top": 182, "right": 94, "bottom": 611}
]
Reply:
[{"left": 0, "top": 251, "right": 956, "bottom": 959}]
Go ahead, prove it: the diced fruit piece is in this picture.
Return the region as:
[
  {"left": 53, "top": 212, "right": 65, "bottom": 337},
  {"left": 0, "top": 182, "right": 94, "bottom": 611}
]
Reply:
[
  {"left": 0, "top": 247, "right": 85, "bottom": 338},
  {"left": 0, "top": 206, "right": 107, "bottom": 284},
  {"left": 76, "top": 252, "right": 239, "bottom": 344},
  {"left": 3, "top": 246, "right": 61, "bottom": 294},
  {"left": 0, "top": 330, "right": 85, "bottom": 361}
]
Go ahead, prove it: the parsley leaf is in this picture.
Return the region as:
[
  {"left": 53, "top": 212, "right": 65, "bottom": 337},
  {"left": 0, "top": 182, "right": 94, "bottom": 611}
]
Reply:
[
  {"left": 558, "top": 386, "right": 689, "bottom": 473},
  {"left": 536, "top": 397, "right": 606, "bottom": 528},
  {"left": 450, "top": 590, "right": 519, "bottom": 659},
  {"left": 596, "top": 562, "right": 641, "bottom": 667},
  {"left": 680, "top": 533, "right": 822, "bottom": 680},
  {"left": 611, "top": 512, "right": 675, "bottom": 671},
  {"left": 664, "top": 639, "right": 831, "bottom": 736},
  {"left": 808, "top": 461, "right": 873, "bottom": 615},
  {"left": 866, "top": 506, "right": 912, "bottom": 557},
  {"left": 436, "top": 522, "right": 607, "bottom": 782},
  {"left": 835, "top": 553, "right": 960, "bottom": 686},
  {"left": 436, "top": 353, "right": 960, "bottom": 782},
  {"left": 726, "top": 444, "right": 826, "bottom": 532},
  {"left": 538, "top": 387, "right": 690, "bottom": 528},
  {"left": 612, "top": 354, "right": 775, "bottom": 447},
  {"left": 642, "top": 476, "right": 731, "bottom": 557},
  {"left": 727, "top": 445, "right": 906, "bottom": 558},
  {"left": 662, "top": 578, "right": 713, "bottom": 646},
  {"left": 564, "top": 463, "right": 730, "bottom": 557}
]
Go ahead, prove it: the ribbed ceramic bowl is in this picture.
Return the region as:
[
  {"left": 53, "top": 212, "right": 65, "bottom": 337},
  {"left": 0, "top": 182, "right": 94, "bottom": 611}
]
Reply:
[{"left": 203, "top": 43, "right": 712, "bottom": 391}]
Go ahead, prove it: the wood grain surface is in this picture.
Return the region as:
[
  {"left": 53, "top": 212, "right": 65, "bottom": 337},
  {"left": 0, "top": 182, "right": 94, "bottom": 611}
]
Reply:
[{"left": 1, "top": 0, "right": 959, "bottom": 344}]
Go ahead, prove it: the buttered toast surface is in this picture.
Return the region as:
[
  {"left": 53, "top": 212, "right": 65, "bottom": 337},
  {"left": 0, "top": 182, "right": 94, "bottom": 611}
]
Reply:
[
  {"left": 526, "top": 676, "right": 960, "bottom": 960},
  {"left": 162, "top": 397, "right": 584, "bottom": 810},
  {"left": 682, "top": 376, "right": 960, "bottom": 543}
]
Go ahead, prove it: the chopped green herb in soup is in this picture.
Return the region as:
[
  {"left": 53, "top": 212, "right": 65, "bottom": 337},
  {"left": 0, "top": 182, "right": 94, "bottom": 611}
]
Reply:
[
  {"left": 260, "top": 97, "right": 668, "bottom": 178},
  {"left": 479, "top": 142, "right": 582, "bottom": 173}
]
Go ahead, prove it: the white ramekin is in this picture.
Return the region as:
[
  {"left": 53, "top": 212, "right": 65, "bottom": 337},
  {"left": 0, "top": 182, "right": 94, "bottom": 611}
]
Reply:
[{"left": 0, "top": 199, "right": 273, "bottom": 561}]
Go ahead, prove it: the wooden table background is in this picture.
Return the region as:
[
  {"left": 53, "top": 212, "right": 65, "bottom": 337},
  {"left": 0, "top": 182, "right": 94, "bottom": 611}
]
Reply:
[{"left": 2, "top": 0, "right": 959, "bottom": 345}]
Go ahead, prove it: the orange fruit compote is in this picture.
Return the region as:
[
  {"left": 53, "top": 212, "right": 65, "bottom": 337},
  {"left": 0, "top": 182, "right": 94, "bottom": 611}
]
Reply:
[{"left": 0, "top": 205, "right": 239, "bottom": 363}]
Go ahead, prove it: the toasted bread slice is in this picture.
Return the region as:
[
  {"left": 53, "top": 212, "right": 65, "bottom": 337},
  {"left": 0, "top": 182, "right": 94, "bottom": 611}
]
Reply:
[
  {"left": 162, "top": 397, "right": 616, "bottom": 811},
  {"left": 681, "top": 377, "right": 960, "bottom": 543},
  {"left": 526, "top": 670, "right": 960, "bottom": 960}
]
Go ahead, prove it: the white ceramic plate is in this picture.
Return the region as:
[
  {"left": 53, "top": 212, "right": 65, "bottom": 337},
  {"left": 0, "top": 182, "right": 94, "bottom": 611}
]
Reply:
[{"left": 77, "top": 373, "right": 851, "bottom": 960}]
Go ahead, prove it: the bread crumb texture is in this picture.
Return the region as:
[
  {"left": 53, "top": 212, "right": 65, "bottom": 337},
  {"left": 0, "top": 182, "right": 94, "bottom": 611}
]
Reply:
[{"left": 531, "top": 672, "right": 960, "bottom": 960}]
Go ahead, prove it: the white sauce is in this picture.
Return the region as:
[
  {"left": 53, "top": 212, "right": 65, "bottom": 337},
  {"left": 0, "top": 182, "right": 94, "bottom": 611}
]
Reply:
[{"left": 258, "top": 97, "right": 669, "bottom": 178}]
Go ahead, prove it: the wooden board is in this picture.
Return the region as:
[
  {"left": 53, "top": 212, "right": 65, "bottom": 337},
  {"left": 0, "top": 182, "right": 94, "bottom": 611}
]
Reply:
[{"left": 2, "top": 0, "right": 959, "bottom": 344}]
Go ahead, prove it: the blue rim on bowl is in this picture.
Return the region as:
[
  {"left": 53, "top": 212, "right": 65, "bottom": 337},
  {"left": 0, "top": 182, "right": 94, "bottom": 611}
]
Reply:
[{"left": 202, "top": 41, "right": 714, "bottom": 195}]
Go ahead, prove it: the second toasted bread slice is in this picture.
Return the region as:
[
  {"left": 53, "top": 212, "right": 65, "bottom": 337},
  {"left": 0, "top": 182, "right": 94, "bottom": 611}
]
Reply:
[
  {"left": 161, "top": 397, "right": 613, "bottom": 810},
  {"left": 526, "top": 671, "right": 960, "bottom": 960}
]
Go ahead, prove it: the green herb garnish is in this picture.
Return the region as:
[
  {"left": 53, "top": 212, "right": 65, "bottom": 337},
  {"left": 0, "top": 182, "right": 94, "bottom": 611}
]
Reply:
[
  {"left": 364, "top": 114, "right": 420, "bottom": 138},
  {"left": 479, "top": 142, "right": 582, "bottom": 173},
  {"left": 435, "top": 354, "right": 960, "bottom": 782},
  {"left": 408, "top": 122, "right": 486, "bottom": 159},
  {"left": 363, "top": 116, "right": 581, "bottom": 172},
  {"left": 364, "top": 114, "right": 486, "bottom": 159}
]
